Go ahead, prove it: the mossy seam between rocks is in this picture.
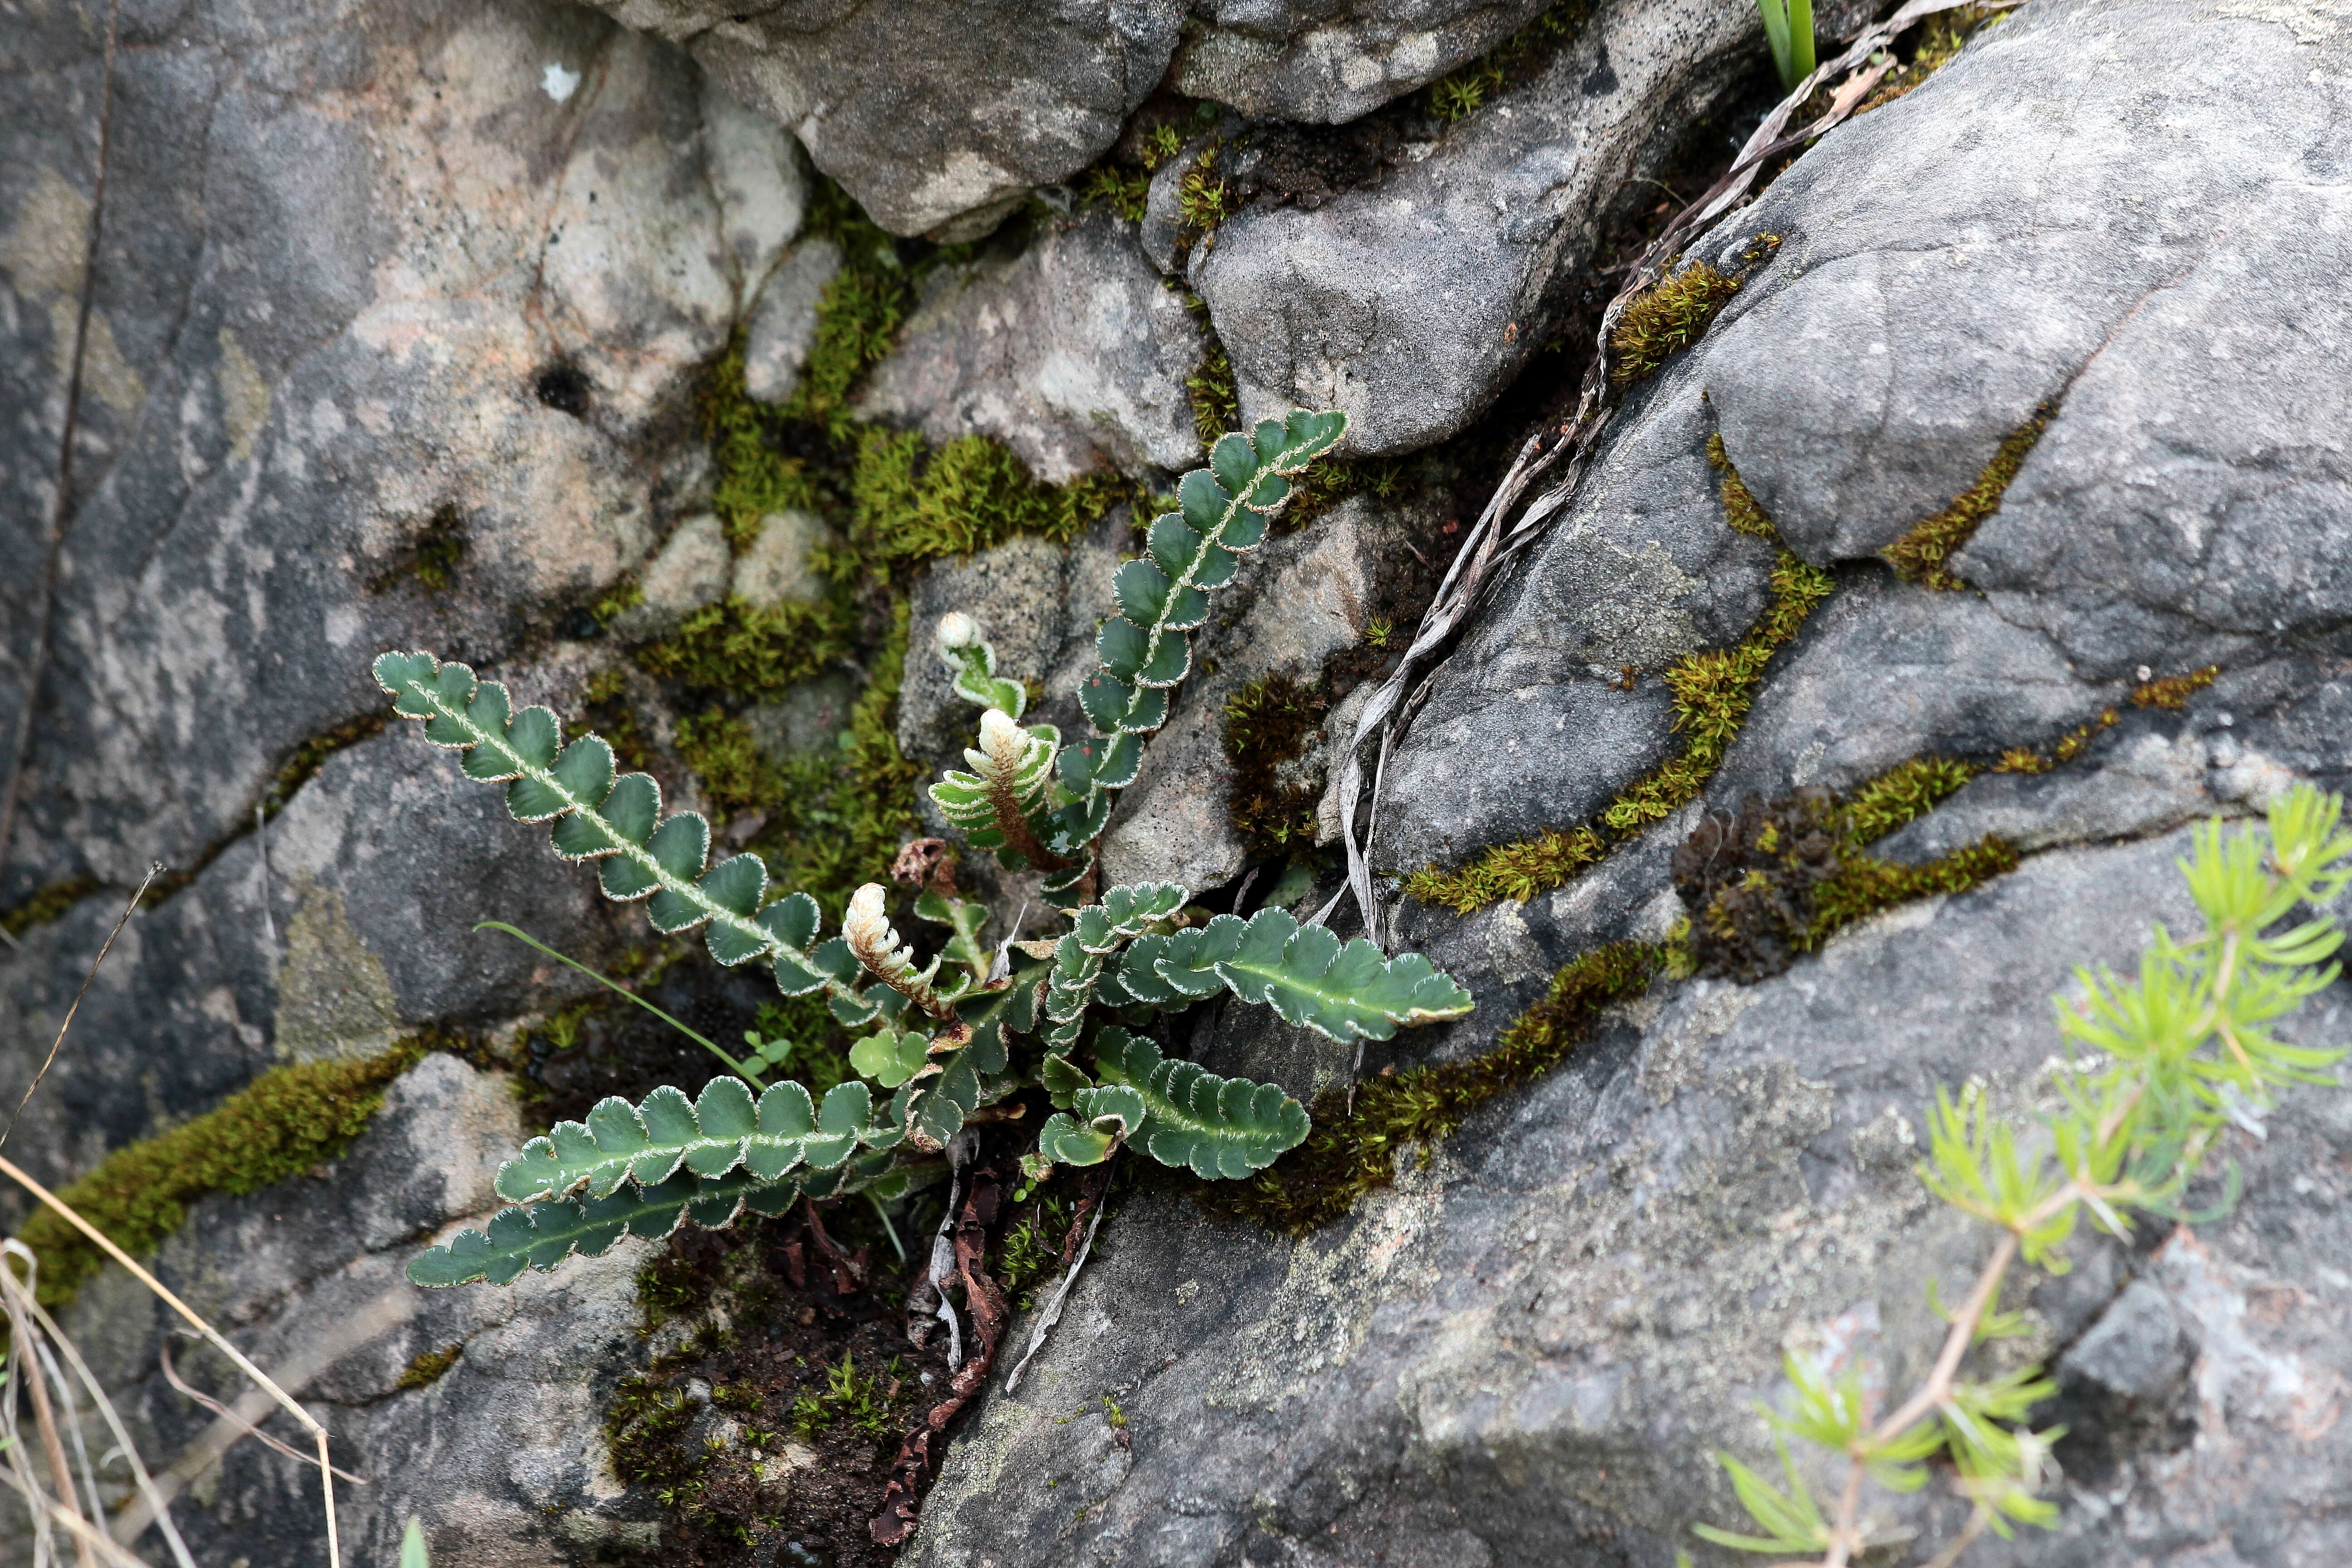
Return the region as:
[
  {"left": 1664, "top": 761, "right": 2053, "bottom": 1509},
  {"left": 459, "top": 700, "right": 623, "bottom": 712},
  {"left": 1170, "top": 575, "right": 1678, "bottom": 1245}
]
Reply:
[
  {"left": 1882, "top": 402, "right": 2053, "bottom": 589},
  {"left": 14, "top": 1039, "right": 431, "bottom": 1311},
  {"left": 1402, "top": 440, "right": 1833, "bottom": 913},
  {"left": 1217, "top": 941, "right": 1668, "bottom": 1235}
]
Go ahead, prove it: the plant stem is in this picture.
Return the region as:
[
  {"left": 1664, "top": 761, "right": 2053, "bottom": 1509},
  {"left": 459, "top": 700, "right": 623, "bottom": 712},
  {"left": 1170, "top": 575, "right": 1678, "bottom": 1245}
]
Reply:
[{"left": 474, "top": 921, "right": 764, "bottom": 1086}]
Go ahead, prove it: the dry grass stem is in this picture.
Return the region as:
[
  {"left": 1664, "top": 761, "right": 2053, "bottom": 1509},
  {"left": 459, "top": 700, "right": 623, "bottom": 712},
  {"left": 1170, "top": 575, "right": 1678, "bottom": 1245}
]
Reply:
[
  {"left": 1, "top": 863, "right": 163, "bottom": 1152},
  {"left": 0, "top": 1153, "right": 345, "bottom": 1566}
]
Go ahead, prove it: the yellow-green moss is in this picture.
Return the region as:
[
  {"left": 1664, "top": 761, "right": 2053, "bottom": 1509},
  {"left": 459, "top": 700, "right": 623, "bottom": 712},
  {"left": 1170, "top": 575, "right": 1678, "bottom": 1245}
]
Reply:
[
  {"left": 1672, "top": 766, "right": 2015, "bottom": 980},
  {"left": 1423, "top": 2, "right": 1589, "bottom": 123},
  {"left": 1610, "top": 263, "right": 1744, "bottom": 389},
  {"left": 2131, "top": 665, "right": 2220, "bottom": 710},
  {"left": 1841, "top": 755, "right": 1978, "bottom": 842},
  {"left": 1882, "top": 405, "right": 2052, "bottom": 589},
  {"left": 1223, "top": 675, "right": 1330, "bottom": 858},
  {"left": 1403, "top": 454, "right": 1834, "bottom": 914},
  {"left": 15, "top": 1041, "right": 426, "bottom": 1310},
  {"left": 850, "top": 429, "right": 1112, "bottom": 573},
  {"left": 397, "top": 1343, "right": 464, "bottom": 1391},
  {"left": 635, "top": 596, "right": 860, "bottom": 700},
  {"left": 265, "top": 712, "right": 389, "bottom": 817},
  {"left": 2, "top": 877, "right": 104, "bottom": 940},
  {"left": 703, "top": 341, "right": 825, "bottom": 552},
  {"left": 1219, "top": 941, "right": 1666, "bottom": 1234},
  {"left": 1187, "top": 338, "right": 1240, "bottom": 452}
]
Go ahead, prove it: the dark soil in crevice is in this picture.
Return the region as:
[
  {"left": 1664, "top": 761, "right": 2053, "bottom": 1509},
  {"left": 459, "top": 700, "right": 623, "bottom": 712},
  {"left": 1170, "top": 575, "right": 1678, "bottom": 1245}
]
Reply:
[{"left": 605, "top": 1210, "right": 952, "bottom": 1568}]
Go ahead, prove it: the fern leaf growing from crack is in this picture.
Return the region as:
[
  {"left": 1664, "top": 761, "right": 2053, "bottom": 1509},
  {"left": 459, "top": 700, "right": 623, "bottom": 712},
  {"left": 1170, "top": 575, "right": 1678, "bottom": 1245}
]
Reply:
[
  {"left": 492, "top": 1078, "right": 886, "bottom": 1204},
  {"left": 372, "top": 652, "right": 855, "bottom": 1001},
  {"left": 378, "top": 404, "right": 1482, "bottom": 1298}
]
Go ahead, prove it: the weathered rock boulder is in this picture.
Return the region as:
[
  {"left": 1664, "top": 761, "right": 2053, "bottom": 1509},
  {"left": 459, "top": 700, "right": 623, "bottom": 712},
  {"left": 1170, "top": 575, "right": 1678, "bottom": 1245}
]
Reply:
[
  {"left": 0, "top": 0, "right": 800, "bottom": 910},
  {"left": 1176, "top": 0, "right": 1758, "bottom": 454},
  {"left": 1172, "top": 0, "right": 1558, "bottom": 122},
  {"left": 859, "top": 212, "right": 1210, "bottom": 484},
  {"left": 905, "top": 3, "right": 2352, "bottom": 1565},
  {"left": 584, "top": 0, "right": 1189, "bottom": 239}
]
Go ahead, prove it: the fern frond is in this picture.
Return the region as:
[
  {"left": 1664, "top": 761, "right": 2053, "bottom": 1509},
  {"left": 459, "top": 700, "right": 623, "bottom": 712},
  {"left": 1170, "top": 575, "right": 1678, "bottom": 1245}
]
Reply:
[
  {"left": 1150, "top": 908, "right": 1475, "bottom": 1042},
  {"left": 407, "top": 1169, "right": 804, "bottom": 1287},
  {"left": 1085, "top": 410, "right": 1348, "bottom": 737},
  {"left": 1037, "top": 1084, "right": 1149, "bottom": 1166},
  {"left": 926, "top": 709, "right": 1069, "bottom": 870},
  {"left": 373, "top": 652, "right": 855, "bottom": 1004},
  {"left": 1093, "top": 1028, "right": 1308, "bottom": 1177},
  {"left": 492, "top": 1078, "right": 885, "bottom": 1204},
  {"left": 843, "top": 883, "right": 956, "bottom": 1019},
  {"left": 935, "top": 610, "right": 1026, "bottom": 720}
]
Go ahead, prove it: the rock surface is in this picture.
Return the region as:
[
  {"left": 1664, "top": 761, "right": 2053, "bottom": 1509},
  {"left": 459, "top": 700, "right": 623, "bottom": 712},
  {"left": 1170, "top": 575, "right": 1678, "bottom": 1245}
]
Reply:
[
  {"left": 1181, "top": 0, "right": 1757, "bottom": 455},
  {"left": 54, "top": 1051, "right": 663, "bottom": 1568},
  {"left": 1172, "top": 0, "right": 1557, "bottom": 122},
  {"left": 9, "top": 0, "right": 2352, "bottom": 1563},
  {"left": 859, "top": 212, "right": 1209, "bottom": 484},
  {"left": 907, "top": 2, "right": 2352, "bottom": 1565},
  {"left": 586, "top": 0, "right": 1187, "bottom": 239},
  {"left": 0, "top": 0, "right": 800, "bottom": 909}
]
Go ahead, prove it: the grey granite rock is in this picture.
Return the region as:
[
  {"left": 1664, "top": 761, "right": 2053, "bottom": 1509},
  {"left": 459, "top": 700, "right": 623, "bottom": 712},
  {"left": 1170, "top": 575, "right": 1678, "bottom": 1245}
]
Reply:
[
  {"left": 1172, "top": 0, "right": 1557, "bottom": 122},
  {"left": 0, "top": 723, "right": 625, "bottom": 1209},
  {"left": 51, "top": 1051, "right": 664, "bottom": 1568},
  {"left": 902, "top": 4, "right": 2352, "bottom": 1563},
  {"left": 859, "top": 211, "right": 1208, "bottom": 484},
  {"left": 731, "top": 508, "right": 831, "bottom": 608},
  {"left": 1706, "top": 571, "right": 2118, "bottom": 805},
  {"left": 0, "top": 0, "right": 794, "bottom": 911},
  {"left": 742, "top": 236, "right": 842, "bottom": 405},
  {"left": 914, "top": 827, "right": 2352, "bottom": 1567},
  {"left": 1681, "top": 0, "right": 2350, "bottom": 702},
  {"left": 592, "top": 0, "right": 1187, "bottom": 239},
  {"left": 1186, "top": 0, "right": 1757, "bottom": 455},
  {"left": 1376, "top": 376, "right": 1774, "bottom": 874},
  {"left": 626, "top": 513, "right": 733, "bottom": 635}
]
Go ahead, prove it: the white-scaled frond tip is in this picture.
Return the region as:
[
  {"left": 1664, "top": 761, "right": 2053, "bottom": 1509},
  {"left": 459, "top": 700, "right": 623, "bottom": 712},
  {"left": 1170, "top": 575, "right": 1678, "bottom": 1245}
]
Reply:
[
  {"left": 844, "top": 883, "right": 894, "bottom": 959},
  {"left": 978, "top": 707, "right": 1029, "bottom": 778},
  {"left": 935, "top": 611, "right": 983, "bottom": 665}
]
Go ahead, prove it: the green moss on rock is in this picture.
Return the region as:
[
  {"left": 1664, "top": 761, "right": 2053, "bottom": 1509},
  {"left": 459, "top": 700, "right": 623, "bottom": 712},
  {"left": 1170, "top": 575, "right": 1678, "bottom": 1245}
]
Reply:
[{"left": 17, "top": 1040, "right": 428, "bottom": 1309}]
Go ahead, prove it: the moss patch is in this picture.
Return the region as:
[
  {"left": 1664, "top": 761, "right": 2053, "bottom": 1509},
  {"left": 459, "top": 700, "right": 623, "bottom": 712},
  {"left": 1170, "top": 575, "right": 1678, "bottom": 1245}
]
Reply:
[
  {"left": 15, "top": 1040, "right": 426, "bottom": 1310},
  {"left": 1219, "top": 942, "right": 1667, "bottom": 1234},
  {"left": 1403, "top": 442, "right": 1833, "bottom": 912},
  {"left": 1882, "top": 404, "right": 2053, "bottom": 589},
  {"left": 2132, "top": 665, "right": 2220, "bottom": 710},
  {"left": 1186, "top": 332, "right": 1240, "bottom": 453},
  {"left": 1, "top": 877, "right": 104, "bottom": 940},
  {"left": 703, "top": 341, "right": 825, "bottom": 552},
  {"left": 1671, "top": 769, "right": 2014, "bottom": 982},
  {"left": 265, "top": 712, "right": 388, "bottom": 817},
  {"left": 1424, "top": 3, "right": 1588, "bottom": 122},
  {"left": 851, "top": 428, "right": 1114, "bottom": 572},
  {"left": 1610, "top": 262, "right": 1745, "bottom": 390},
  {"left": 1858, "top": 5, "right": 2006, "bottom": 113},
  {"left": 1223, "top": 675, "right": 1333, "bottom": 859},
  {"left": 367, "top": 503, "right": 468, "bottom": 596},
  {"left": 397, "top": 1343, "right": 464, "bottom": 1390}
]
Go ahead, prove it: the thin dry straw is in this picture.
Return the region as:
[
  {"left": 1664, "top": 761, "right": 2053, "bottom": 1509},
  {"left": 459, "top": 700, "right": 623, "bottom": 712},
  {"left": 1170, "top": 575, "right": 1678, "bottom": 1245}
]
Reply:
[
  {"left": 1, "top": 865, "right": 162, "bottom": 1152},
  {"left": 0, "top": 1155, "right": 344, "bottom": 1566}
]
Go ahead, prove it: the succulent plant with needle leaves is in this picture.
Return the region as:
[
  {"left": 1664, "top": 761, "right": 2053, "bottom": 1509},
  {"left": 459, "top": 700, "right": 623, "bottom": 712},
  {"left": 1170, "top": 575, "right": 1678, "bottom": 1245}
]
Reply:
[{"left": 377, "top": 408, "right": 1474, "bottom": 1289}]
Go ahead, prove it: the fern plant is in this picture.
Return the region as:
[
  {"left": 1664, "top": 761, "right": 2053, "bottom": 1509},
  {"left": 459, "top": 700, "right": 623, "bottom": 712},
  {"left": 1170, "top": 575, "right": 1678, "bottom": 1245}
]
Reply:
[
  {"left": 1687, "top": 784, "right": 2352, "bottom": 1566},
  {"left": 377, "top": 408, "right": 1474, "bottom": 1288}
]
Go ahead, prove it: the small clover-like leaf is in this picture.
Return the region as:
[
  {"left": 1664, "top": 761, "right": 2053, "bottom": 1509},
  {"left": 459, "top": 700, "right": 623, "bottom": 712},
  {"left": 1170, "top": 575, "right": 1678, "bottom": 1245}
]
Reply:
[{"left": 850, "top": 1029, "right": 932, "bottom": 1089}]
